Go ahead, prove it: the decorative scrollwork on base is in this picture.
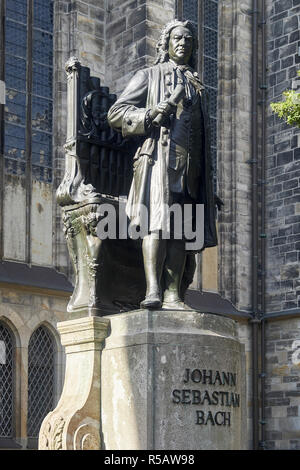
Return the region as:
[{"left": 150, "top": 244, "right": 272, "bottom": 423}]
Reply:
[
  {"left": 40, "top": 416, "right": 65, "bottom": 450},
  {"left": 74, "top": 424, "right": 101, "bottom": 450}
]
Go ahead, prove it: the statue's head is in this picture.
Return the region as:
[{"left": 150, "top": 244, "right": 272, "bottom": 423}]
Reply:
[{"left": 154, "top": 19, "right": 198, "bottom": 68}]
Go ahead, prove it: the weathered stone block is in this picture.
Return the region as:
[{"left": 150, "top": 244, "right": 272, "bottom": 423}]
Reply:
[
  {"left": 275, "top": 35, "right": 289, "bottom": 48},
  {"left": 89, "top": 6, "right": 105, "bottom": 22},
  {"left": 279, "top": 42, "right": 297, "bottom": 58},
  {"left": 71, "top": 1, "right": 89, "bottom": 16},
  {"left": 272, "top": 20, "right": 283, "bottom": 37},
  {"left": 39, "top": 317, "right": 110, "bottom": 450},
  {"left": 146, "top": 3, "right": 173, "bottom": 25},
  {"left": 283, "top": 15, "right": 298, "bottom": 33},
  {"left": 94, "top": 22, "right": 104, "bottom": 38},
  {"left": 277, "top": 150, "right": 294, "bottom": 166},
  {"left": 106, "top": 18, "right": 127, "bottom": 37},
  {"left": 289, "top": 29, "right": 300, "bottom": 42},
  {"left": 122, "top": 28, "right": 134, "bottom": 47},
  {"left": 127, "top": 5, "right": 146, "bottom": 28},
  {"left": 77, "top": 14, "right": 95, "bottom": 35},
  {"left": 275, "top": 0, "right": 293, "bottom": 14},
  {"left": 101, "top": 310, "right": 247, "bottom": 450},
  {"left": 86, "top": 0, "right": 105, "bottom": 8},
  {"left": 281, "top": 55, "right": 294, "bottom": 68}
]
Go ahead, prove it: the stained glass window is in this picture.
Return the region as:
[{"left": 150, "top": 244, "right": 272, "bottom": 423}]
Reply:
[
  {"left": 4, "top": 0, "right": 54, "bottom": 183},
  {"left": 27, "top": 326, "right": 55, "bottom": 438},
  {"left": 0, "top": 323, "right": 15, "bottom": 438}
]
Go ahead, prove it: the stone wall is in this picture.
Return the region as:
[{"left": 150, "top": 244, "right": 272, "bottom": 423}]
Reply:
[
  {"left": 265, "top": 317, "right": 300, "bottom": 450},
  {"left": 264, "top": 0, "right": 300, "bottom": 450},
  {"left": 237, "top": 319, "right": 254, "bottom": 450},
  {"left": 105, "top": 0, "right": 175, "bottom": 95},
  {"left": 266, "top": 0, "right": 300, "bottom": 313},
  {"left": 217, "top": 0, "right": 253, "bottom": 312},
  {"left": 0, "top": 285, "right": 72, "bottom": 448}
]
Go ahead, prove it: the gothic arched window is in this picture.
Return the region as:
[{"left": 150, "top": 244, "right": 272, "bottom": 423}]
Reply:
[
  {"left": 27, "top": 325, "right": 55, "bottom": 439},
  {"left": 3, "top": 0, "right": 54, "bottom": 182},
  {"left": 0, "top": 0, "right": 54, "bottom": 264},
  {"left": 0, "top": 322, "right": 15, "bottom": 438}
]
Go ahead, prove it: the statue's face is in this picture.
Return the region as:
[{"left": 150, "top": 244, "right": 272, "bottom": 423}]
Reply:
[{"left": 168, "top": 26, "right": 193, "bottom": 65}]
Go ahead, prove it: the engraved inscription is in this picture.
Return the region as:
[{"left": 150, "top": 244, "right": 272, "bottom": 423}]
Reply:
[{"left": 172, "top": 369, "right": 240, "bottom": 426}]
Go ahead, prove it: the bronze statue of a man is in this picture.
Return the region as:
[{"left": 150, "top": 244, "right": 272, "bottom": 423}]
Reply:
[{"left": 108, "top": 19, "right": 217, "bottom": 310}]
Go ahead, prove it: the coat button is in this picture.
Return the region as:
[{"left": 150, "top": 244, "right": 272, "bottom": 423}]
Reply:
[
  {"left": 165, "top": 92, "right": 171, "bottom": 98},
  {"left": 162, "top": 140, "right": 168, "bottom": 146},
  {"left": 127, "top": 119, "right": 132, "bottom": 125}
]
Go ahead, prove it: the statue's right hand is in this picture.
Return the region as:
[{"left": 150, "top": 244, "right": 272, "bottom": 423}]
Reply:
[{"left": 149, "top": 101, "right": 173, "bottom": 121}]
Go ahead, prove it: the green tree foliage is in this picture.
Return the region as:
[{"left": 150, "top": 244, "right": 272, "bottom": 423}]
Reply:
[{"left": 270, "top": 70, "right": 300, "bottom": 128}]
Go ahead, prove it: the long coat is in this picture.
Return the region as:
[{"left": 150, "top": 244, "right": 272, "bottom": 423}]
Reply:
[{"left": 107, "top": 61, "right": 217, "bottom": 250}]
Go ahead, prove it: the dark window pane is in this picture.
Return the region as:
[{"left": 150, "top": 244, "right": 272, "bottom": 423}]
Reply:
[
  {"left": 5, "top": 55, "right": 27, "bottom": 92},
  {"left": 204, "top": 0, "right": 218, "bottom": 30},
  {"left": 209, "top": 116, "right": 217, "bottom": 148},
  {"left": 204, "top": 26, "right": 218, "bottom": 59},
  {"left": 183, "top": 0, "right": 198, "bottom": 25},
  {"left": 32, "top": 129, "right": 52, "bottom": 167},
  {"left": 32, "top": 165, "right": 52, "bottom": 182},
  {"left": 33, "top": 0, "right": 53, "bottom": 32},
  {"left": 4, "top": 123, "right": 26, "bottom": 160},
  {"left": 210, "top": 146, "right": 217, "bottom": 189},
  {"left": 32, "top": 64, "right": 53, "bottom": 98},
  {"left": 32, "top": 96, "right": 52, "bottom": 132},
  {"left": 206, "top": 86, "right": 217, "bottom": 117},
  {"left": 32, "top": 0, "right": 54, "bottom": 179},
  {"left": 0, "top": 323, "right": 14, "bottom": 438},
  {"left": 6, "top": 0, "right": 27, "bottom": 24},
  {"left": 28, "top": 326, "right": 55, "bottom": 438},
  {"left": 5, "top": 20, "right": 27, "bottom": 59},
  {"left": 5, "top": 158, "right": 26, "bottom": 176},
  {"left": 33, "top": 29, "right": 53, "bottom": 66},
  {"left": 4, "top": 89, "right": 26, "bottom": 126},
  {"left": 203, "top": 56, "right": 218, "bottom": 88},
  {"left": 4, "top": 0, "right": 54, "bottom": 182},
  {"left": 203, "top": 0, "right": 219, "bottom": 188}
]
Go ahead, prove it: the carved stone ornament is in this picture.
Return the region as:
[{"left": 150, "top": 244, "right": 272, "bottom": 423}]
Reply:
[
  {"left": 65, "top": 56, "right": 81, "bottom": 77},
  {"left": 39, "top": 416, "right": 65, "bottom": 450},
  {"left": 39, "top": 317, "right": 109, "bottom": 450}
]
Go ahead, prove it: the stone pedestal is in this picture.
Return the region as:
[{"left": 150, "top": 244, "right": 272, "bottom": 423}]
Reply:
[
  {"left": 101, "top": 309, "right": 246, "bottom": 450},
  {"left": 39, "top": 316, "right": 109, "bottom": 450}
]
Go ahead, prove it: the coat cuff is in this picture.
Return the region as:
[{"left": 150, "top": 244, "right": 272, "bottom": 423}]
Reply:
[{"left": 122, "top": 107, "right": 148, "bottom": 137}]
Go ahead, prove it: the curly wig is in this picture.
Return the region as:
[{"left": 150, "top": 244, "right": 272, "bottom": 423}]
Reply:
[{"left": 154, "top": 19, "right": 198, "bottom": 69}]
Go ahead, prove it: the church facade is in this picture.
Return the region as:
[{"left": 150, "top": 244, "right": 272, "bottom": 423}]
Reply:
[{"left": 0, "top": 0, "right": 299, "bottom": 450}]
